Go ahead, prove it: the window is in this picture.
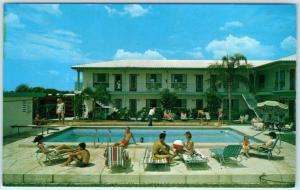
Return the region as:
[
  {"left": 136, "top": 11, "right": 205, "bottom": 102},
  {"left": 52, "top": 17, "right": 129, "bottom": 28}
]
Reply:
[
  {"left": 223, "top": 99, "right": 239, "bottom": 118},
  {"left": 114, "top": 99, "right": 122, "bottom": 109},
  {"left": 258, "top": 74, "right": 265, "bottom": 89},
  {"left": 129, "top": 99, "right": 137, "bottom": 113},
  {"left": 146, "top": 99, "right": 161, "bottom": 108},
  {"left": 280, "top": 70, "right": 285, "bottom": 90},
  {"left": 146, "top": 74, "right": 162, "bottom": 89},
  {"left": 93, "top": 73, "right": 109, "bottom": 87},
  {"left": 22, "top": 100, "right": 27, "bottom": 112},
  {"left": 114, "top": 74, "right": 122, "bottom": 91},
  {"left": 196, "top": 75, "right": 203, "bottom": 92},
  {"left": 171, "top": 74, "right": 187, "bottom": 89},
  {"left": 290, "top": 69, "right": 295, "bottom": 90},
  {"left": 196, "top": 99, "right": 203, "bottom": 109},
  {"left": 129, "top": 74, "right": 137, "bottom": 91}
]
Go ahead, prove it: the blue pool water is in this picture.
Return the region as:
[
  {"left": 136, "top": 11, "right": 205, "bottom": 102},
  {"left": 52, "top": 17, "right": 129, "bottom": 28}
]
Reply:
[{"left": 44, "top": 127, "right": 261, "bottom": 144}]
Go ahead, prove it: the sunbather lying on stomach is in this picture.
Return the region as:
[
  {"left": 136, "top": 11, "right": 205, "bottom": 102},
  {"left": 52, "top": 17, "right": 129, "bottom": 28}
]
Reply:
[
  {"left": 34, "top": 135, "right": 76, "bottom": 155},
  {"left": 250, "top": 131, "right": 277, "bottom": 150},
  {"left": 64, "top": 142, "right": 90, "bottom": 167},
  {"left": 153, "top": 133, "right": 174, "bottom": 163},
  {"left": 113, "top": 127, "right": 135, "bottom": 147}
]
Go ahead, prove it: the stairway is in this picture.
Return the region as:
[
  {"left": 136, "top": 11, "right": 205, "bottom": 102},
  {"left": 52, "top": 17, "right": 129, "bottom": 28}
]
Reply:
[{"left": 242, "top": 93, "right": 260, "bottom": 118}]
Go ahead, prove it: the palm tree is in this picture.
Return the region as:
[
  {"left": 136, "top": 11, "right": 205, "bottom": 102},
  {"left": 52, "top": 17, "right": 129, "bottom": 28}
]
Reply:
[{"left": 208, "top": 53, "right": 251, "bottom": 121}]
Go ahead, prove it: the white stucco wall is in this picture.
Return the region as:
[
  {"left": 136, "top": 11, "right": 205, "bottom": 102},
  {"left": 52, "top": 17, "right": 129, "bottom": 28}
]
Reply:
[{"left": 3, "top": 97, "right": 33, "bottom": 137}]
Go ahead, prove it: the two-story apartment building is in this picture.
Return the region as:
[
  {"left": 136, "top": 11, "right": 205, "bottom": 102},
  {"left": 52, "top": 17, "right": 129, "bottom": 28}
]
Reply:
[{"left": 71, "top": 54, "right": 296, "bottom": 121}]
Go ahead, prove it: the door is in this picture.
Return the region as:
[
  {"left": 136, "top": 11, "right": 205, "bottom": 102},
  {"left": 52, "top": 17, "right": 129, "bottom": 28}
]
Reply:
[
  {"left": 114, "top": 74, "right": 122, "bottom": 91},
  {"left": 196, "top": 75, "right": 203, "bottom": 92},
  {"left": 129, "top": 74, "right": 137, "bottom": 91}
]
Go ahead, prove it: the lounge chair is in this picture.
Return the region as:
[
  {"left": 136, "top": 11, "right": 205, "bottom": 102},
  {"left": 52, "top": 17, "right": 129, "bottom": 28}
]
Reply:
[
  {"left": 104, "top": 146, "right": 130, "bottom": 169},
  {"left": 35, "top": 148, "right": 68, "bottom": 165},
  {"left": 142, "top": 147, "right": 168, "bottom": 169},
  {"left": 210, "top": 144, "right": 242, "bottom": 164},
  {"left": 250, "top": 138, "right": 280, "bottom": 160},
  {"left": 180, "top": 151, "right": 208, "bottom": 165}
]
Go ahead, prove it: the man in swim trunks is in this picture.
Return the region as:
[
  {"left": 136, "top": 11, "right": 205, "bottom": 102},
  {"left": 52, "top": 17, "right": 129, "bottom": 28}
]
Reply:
[
  {"left": 153, "top": 133, "right": 174, "bottom": 163},
  {"left": 113, "top": 127, "right": 135, "bottom": 147},
  {"left": 64, "top": 142, "right": 90, "bottom": 167}
]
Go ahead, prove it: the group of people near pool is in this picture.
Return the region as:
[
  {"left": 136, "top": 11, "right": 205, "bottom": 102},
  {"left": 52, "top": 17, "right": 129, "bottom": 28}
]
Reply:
[{"left": 34, "top": 126, "right": 278, "bottom": 167}]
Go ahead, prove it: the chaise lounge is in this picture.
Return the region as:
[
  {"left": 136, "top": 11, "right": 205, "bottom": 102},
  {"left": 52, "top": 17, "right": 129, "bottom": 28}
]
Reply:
[
  {"left": 210, "top": 144, "right": 242, "bottom": 165},
  {"left": 142, "top": 147, "right": 168, "bottom": 169}
]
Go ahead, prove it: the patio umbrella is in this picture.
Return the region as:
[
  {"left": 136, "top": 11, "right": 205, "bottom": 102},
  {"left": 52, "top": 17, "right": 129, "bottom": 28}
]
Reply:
[
  {"left": 257, "top": 101, "right": 288, "bottom": 123},
  {"left": 257, "top": 101, "right": 288, "bottom": 110}
]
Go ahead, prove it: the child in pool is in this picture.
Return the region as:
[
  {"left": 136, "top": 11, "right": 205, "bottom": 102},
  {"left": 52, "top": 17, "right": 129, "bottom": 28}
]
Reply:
[{"left": 242, "top": 135, "right": 250, "bottom": 157}]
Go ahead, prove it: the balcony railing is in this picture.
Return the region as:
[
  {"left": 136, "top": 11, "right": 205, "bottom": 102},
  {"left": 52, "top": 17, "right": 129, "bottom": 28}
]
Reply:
[
  {"left": 146, "top": 82, "right": 162, "bottom": 90},
  {"left": 171, "top": 82, "right": 187, "bottom": 90},
  {"left": 93, "top": 82, "right": 109, "bottom": 88}
]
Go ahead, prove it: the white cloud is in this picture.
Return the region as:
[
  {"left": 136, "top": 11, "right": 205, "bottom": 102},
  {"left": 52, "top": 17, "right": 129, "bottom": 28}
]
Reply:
[
  {"left": 205, "top": 34, "right": 274, "bottom": 59},
  {"left": 113, "top": 49, "right": 166, "bottom": 60},
  {"left": 48, "top": 70, "right": 59, "bottom": 75},
  {"left": 104, "top": 4, "right": 149, "bottom": 17},
  {"left": 26, "top": 4, "right": 62, "bottom": 16},
  {"left": 220, "top": 21, "right": 243, "bottom": 31},
  {"left": 187, "top": 47, "right": 204, "bottom": 59},
  {"left": 5, "top": 29, "right": 92, "bottom": 64},
  {"left": 124, "top": 4, "right": 149, "bottom": 17},
  {"left": 5, "top": 13, "right": 25, "bottom": 28},
  {"left": 280, "top": 36, "right": 296, "bottom": 50}
]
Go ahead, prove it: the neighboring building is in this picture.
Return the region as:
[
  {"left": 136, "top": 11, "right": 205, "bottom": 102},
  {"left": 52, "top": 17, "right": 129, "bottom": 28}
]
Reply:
[
  {"left": 3, "top": 92, "right": 46, "bottom": 137},
  {"left": 72, "top": 54, "right": 296, "bottom": 121}
]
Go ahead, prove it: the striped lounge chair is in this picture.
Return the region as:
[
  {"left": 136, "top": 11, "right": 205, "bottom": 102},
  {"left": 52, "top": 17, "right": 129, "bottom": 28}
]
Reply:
[
  {"left": 210, "top": 144, "right": 242, "bottom": 165},
  {"left": 105, "top": 146, "right": 130, "bottom": 169},
  {"left": 180, "top": 151, "right": 208, "bottom": 165},
  {"left": 142, "top": 147, "right": 168, "bottom": 169}
]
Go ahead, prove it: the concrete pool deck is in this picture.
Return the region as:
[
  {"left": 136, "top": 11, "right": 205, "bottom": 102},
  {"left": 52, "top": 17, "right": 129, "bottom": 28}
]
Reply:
[{"left": 2, "top": 125, "right": 296, "bottom": 187}]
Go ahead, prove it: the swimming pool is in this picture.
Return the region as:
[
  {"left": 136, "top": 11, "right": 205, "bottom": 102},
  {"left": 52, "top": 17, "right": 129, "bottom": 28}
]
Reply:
[{"left": 44, "top": 127, "right": 261, "bottom": 144}]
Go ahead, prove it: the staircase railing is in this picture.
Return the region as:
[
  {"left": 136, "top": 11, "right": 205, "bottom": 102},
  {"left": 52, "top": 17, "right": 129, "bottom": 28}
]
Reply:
[{"left": 242, "top": 93, "right": 260, "bottom": 118}]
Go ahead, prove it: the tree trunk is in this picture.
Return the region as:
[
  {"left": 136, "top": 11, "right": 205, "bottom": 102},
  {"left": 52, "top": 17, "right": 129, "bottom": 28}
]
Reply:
[{"left": 228, "top": 81, "right": 232, "bottom": 121}]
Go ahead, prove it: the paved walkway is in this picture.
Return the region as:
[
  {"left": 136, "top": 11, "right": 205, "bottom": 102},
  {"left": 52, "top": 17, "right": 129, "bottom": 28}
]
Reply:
[{"left": 3, "top": 125, "right": 295, "bottom": 187}]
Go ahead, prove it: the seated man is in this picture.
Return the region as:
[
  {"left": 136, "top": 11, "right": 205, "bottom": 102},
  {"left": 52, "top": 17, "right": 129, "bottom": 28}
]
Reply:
[
  {"left": 113, "top": 127, "right": 135, "bottom": 147},
  {"left": 153, "top": 133, "right": 174, "bottom": 163},
  {"left": 164, "top": 110, "right": 174, "bottom": 121},
  {"left": 34, "top": 114, "right": 47, "bottom": 126},
  {"left": 34, "top": 135, "right": 75, "bottom": 155},
  {"left": 64, "top": 142, "right": 90, "bottom": 167},
  {"left": 250, "top": 132, "right": 277, "bottom": 150}
]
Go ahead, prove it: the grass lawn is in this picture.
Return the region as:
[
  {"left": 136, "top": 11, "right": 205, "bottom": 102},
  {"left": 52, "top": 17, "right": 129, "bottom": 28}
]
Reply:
[{"left": 280, "top": 132, "right": 296, "bottom": 145}]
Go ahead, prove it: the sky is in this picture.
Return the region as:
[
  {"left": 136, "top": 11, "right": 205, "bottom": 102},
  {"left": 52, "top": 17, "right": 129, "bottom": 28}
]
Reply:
[{"left": 3, "top": 4, "right": 297, "bottom": 91}]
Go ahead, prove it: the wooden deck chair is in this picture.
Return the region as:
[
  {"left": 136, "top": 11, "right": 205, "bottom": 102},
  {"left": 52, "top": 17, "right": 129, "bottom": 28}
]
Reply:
[{"left": 142, "top": 147, "right": 168, "bottom": 169}]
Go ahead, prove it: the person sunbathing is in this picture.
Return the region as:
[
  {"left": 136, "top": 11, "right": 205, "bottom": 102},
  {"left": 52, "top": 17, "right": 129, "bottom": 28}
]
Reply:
[
  {"left": 250, "top": 132, "right": 277, "bottom": 150},
  {"left": 174, "top": 131, "right": 195, "bottom": 157},
  {"left": 34, "top": 135, "right": 76, "bottom": 155},
  {"left": 64, "top": 142, "right": 90, "bottom": 167},
  {"left": 113, "top": 127, "right": 135, "bottom": 147},
  {"left": 153, "top": 133, "right": 174, "bottom": 163}
]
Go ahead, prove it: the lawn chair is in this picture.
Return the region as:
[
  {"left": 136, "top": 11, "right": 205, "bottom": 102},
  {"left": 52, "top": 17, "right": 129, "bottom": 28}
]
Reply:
[
  {"left": 180, "top": 151, "right": 208, "bottom": 165},
  {"left": 210, "top": 144, "right": 242, "bottom": 165},
  {"left": 104, "top": 146, "right": 131, "bottom": 169},
  {"left": 250, "top": 138, "right": 280, "bottom": 160},
  {"left": 142, "top": 147, "right": 168, "bottom": 169},
  {"left": 35, "top": 148, "right": 68, "bottom": 165}
]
